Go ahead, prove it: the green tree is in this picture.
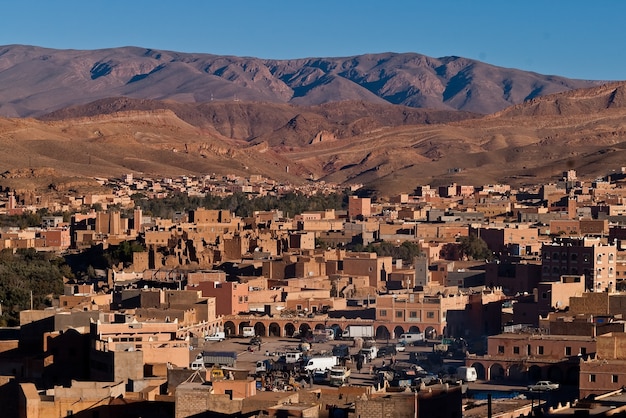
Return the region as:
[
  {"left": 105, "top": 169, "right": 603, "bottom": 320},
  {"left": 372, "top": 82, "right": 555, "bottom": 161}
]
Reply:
[
  {"left": 0, "top": 249, "right": 66, "bottom": 326},
  {"left": 459, "top": 235, "right": 493, "bottom": 261},
  {"left": 353, "top": 240, "right": 421, "bottom": 264}
]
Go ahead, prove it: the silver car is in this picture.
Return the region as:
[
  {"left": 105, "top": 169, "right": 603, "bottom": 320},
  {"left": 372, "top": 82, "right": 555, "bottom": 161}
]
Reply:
[{"left": 528, "top": 381, "right": 559, "bottom": 391}]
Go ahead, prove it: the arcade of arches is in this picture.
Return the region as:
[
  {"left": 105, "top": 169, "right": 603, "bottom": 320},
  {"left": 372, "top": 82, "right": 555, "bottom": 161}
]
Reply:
[
  {"left": 222, "top": 316, "right": 444, "bottom": 339},
  {"left": 467, "top": 359, "right": 580, "bottom": 385}
]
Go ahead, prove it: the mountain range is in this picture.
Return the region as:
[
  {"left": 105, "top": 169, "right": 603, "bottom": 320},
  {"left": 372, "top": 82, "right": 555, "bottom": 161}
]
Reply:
[
  {"left": 0, "top": 45, "right": 624, "bottom": 199},
  {"left": 0, "top": 45, "right": 603, "bottom": 117}
]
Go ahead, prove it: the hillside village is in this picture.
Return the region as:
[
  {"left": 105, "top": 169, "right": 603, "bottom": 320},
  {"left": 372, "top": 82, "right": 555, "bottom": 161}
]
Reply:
[{"left": 5, "top": 168, "right": 626, "bottom": 417}]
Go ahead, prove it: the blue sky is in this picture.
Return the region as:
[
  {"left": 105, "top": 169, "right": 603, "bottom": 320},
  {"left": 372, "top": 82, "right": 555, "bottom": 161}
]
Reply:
[{"left": 2, "top": 1, "right": 624, "bottom": 81}]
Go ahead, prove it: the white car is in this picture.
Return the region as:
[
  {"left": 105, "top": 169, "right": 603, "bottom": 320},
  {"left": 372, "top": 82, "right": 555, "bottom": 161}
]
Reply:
[
  {"left": 528, "top": 381, "right": 559, "bottom": 391},
  {"left": 395, "top": 342, "right": 406, "bottom": 352}
]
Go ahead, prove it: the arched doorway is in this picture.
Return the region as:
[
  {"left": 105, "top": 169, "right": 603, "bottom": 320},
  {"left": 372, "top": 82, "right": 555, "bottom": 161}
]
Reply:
[
  {"left": 425, "top": 326, "right": 436, "bottom": 339},
  {"left": 548, "top": 366, "right": 563, "bottom": 383},
  {"left": 254, "top": 322, "right": 266, "bottom": 337},
  {"left": 284, "top": 323, "right": 296, "bottom": 337},
  {"left": 376, "top": 325, "right": 391, "bottom": 340},
  {"left": 268, "top": 322, "right": 281, "bottom": 337},
  {"left": 490, "top": 363, "right": 505, "bottom": 381},
  {"left": 508, "top": 364, "right": 526, "bottom": 382},
  {"left": 299, "top": 323, "right": 311, "bottom": 337},
  {"left": 471, "top": 362, "right": 486, "bottom": 380},
  {"left": 224, "top": 321, "right": 236, "bottom": 337},
  {"left": 409, "top": 326, "right": 421, "bottom": 333},
  {"left": 393, "top": 326, "right": 405, "bottom": 339},
  {"left": 528, "top": 365, "right": 542, "bottom": 382},
  {"left": 314, "top": 323, "right": 326, "bottom": 330}
]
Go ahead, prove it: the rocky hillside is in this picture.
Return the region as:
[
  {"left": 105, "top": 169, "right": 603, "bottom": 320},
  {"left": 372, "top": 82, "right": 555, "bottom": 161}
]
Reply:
[
  {"left": 2, "top": 82, "right": 626, "bottom": 198},
  {"left": 0, "top": 45, "right": 603, "bottom": 117}
]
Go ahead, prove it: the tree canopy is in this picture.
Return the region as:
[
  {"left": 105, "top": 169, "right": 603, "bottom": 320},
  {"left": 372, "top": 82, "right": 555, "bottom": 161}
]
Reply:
[
  {"left": 132, "top": 191, "right": 348, "bottom": 218},
  {"left": 0, "top": 249, "right": 69, "bottom": 326}
]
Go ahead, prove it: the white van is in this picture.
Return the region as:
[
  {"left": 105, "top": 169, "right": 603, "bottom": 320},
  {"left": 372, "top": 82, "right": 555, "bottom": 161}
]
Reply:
[
  {"left": 359, "top": 346, "right": 378, "bottom": 361},
  {"left": 399, "top": 333, "right": 425, "bottom": 345},
  {"left": 283, "top": 352, "right": 303, "bottom": 364},
  {"left": 456, "top": 366, "right": 477, "bottom": 382},
  {"left": 304, "top": 356, "right": 338, "bottom": 371},
  {"left": 205, "top": 331, "right": 226, "bottom": 342},
  {"left": 190, "top": 354, "right": 205, "bottom": 370}
]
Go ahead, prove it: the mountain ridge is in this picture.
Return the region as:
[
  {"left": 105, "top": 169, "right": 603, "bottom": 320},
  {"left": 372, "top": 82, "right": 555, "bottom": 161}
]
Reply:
[{"left": 0, "top": 45, "right": 604, "bottom": 117}]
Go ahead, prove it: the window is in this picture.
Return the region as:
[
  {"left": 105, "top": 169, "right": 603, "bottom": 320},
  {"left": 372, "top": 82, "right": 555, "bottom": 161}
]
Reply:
[
  {"left": 513, "top": 346, "right": 520, "bottom": 355},
  {"left": 581, "top": 347, "right": 587, "bottom": 355},
  {"left": 296, "top": 305, "right": 302, "bottom": 310},
  {"left": 538, "top": 346, "right": 544, "bottom": 355},
  {"left": 542, "top": 292, "right": 548, "bottom": 299},
  {"left": 396, "top": 311, "right": 403, "bottom": 318},
  {"left": 498, "top": 345, "right": 504, "bottom": 354},
  {"left": 409, "top": 311, "right": 418, "bottom": 318},
  {"left": 380, "top": 310, "right": 387, "bottom": 317},
  {"left": 590, "top": 374, "right": 596, "bottom": 383},
  {"left": 565, "top": 346, "right": 572, "bottom": 356},
  {"left": 427, "top": 311, "right": 435, "bottom": 319},
  {"left": 613, "top": 375, "right": 619, "bottom": 383}
]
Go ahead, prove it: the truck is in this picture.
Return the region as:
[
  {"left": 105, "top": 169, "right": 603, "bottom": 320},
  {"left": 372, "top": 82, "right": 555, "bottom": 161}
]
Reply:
[
  {"left": 359, "top": 345, "right": 378, "bottom": 361},
  {"left": 332, "top": 344, "right": 350, "bottom": 359},
  {"left": 456, "top": 366, "right": 477, "bottom": 382},
  {"left": 242, "top": 326, "right": 255, "bottom": 337},
  {"left": 398, "top": 332, "right": 425, "bottom": 345},
  {"left": 280, "top": 352, "right": 303, "bottom": 364},
  {"left": 202, "top": 351, "right": 238, "bottom": 367},
  {"left": 310, "top": 328, "right": 335, "bottom": 342},
  {"left": 304, "top": 356, "right": 339, "bottom": 372},
  {"left": 255, "top": 359, "right": 302, "bottom": 374},
  {"left": 341, "top": 325, "right": 374, "bottom": 339},
  {"left": 329, "top": 366, "right": 351, "bottom": 386}
]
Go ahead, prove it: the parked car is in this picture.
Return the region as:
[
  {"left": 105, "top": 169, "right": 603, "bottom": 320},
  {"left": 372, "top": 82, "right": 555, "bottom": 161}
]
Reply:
[
  {"left": 395, "top": 342, "right": 406, "bottom": 352},
  {"left": 378, "top": 345, "right": 397, "bottom": 357},
  {"left": 528, "top": 381, "right": 559, "bottom": 391}
]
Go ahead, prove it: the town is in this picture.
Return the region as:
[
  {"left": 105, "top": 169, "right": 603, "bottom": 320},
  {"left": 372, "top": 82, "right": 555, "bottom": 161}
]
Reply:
[{"left": 4, "top": 168, "right": 626, "bottom": 417}]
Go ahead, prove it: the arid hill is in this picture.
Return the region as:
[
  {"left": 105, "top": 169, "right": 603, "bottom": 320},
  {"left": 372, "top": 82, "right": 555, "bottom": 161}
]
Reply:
[
  {"left": 39, "top": 98, "right": 479, "bottom": 147},
  {"left": 0, "top": 45, "right": 604, "bottom": 117},
  {"left": 3, "top": 82, "right": 626, "bottom": 198}
]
